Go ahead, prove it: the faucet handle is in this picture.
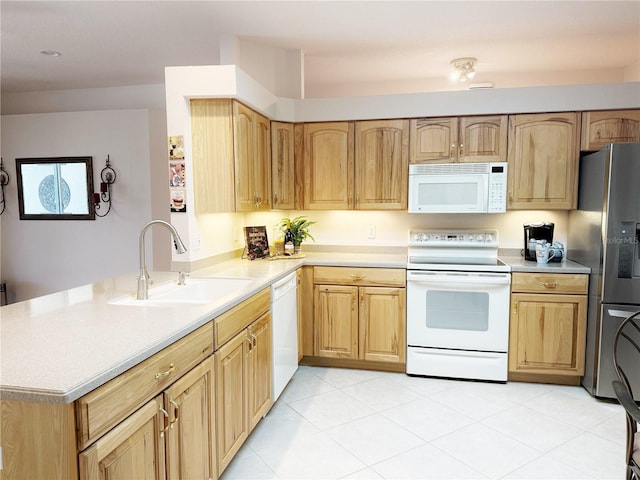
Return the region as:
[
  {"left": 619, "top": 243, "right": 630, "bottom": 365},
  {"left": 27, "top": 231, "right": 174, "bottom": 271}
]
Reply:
[{"left": 177, "top": 271, "right": 189, "bottom": 285}]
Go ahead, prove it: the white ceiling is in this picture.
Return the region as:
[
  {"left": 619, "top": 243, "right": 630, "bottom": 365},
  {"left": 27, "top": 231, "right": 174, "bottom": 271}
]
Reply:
[{"left": 1, "top": 1, "right": 639, "bottom": 98}]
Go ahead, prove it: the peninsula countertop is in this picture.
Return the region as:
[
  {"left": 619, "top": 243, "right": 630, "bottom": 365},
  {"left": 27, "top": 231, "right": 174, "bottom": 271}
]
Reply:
[{"left": 0, "top": 247, "right": 587, "bottom": 404}]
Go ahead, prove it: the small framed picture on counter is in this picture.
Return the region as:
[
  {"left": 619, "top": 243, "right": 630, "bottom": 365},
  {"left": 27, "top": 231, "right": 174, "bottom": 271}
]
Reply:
[{"left": 244, "top": 226, "right": 269, "bottom": 260}]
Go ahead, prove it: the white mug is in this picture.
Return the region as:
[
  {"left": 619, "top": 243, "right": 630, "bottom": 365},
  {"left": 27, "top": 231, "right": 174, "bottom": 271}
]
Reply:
[{"left": 535, "top": 242, "right": 556, "bottom": 264}]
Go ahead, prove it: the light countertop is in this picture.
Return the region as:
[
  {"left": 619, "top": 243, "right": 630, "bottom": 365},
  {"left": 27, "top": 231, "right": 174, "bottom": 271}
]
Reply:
[{"left": 0, "top": 248, "right": 587, "bottom": 404}]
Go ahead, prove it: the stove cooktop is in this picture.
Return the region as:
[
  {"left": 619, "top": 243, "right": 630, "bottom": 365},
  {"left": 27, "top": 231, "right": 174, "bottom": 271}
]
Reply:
[
  {"left": 407, "top": 228, "right": 510, "bottom": 273},
  {"left": 407, "top": 255, "right": 510, "bottom": 272}
]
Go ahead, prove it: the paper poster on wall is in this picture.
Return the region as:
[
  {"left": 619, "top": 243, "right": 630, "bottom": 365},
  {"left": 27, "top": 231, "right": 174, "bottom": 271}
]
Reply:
[
  {"left": 170, "top": 187, "right": 186, "bottom": 212},
  {"left": 168, "top": 135, "right": 186, "bottom": 212},
  {"left": 168, "top": 136, "right": 184, "bottom": 161}
]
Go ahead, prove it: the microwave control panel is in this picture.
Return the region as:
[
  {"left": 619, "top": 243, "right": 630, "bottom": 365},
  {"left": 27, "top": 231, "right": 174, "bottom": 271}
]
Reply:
[{"left": 487, "top": 163, "right": 507, "bottom": 213}]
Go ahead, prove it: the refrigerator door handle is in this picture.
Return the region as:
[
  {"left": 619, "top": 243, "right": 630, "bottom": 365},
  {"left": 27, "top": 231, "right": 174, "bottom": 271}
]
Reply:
[{"left": 607, "top": 308, "right": 638, "bottom": 319}]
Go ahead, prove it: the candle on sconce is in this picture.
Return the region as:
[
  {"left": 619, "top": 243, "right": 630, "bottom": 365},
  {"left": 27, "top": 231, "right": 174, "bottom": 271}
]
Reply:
[
  {"left": 100, "top": 182, "right": 108, "bottom": 193},
  {"left": 93, "top": 193, "right": 101, "bottom": 204}
]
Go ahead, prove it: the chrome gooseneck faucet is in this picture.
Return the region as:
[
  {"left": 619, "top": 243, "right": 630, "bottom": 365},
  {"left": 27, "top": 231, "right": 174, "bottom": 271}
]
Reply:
[{"left": 137, "top": 220, "right": 187, "bottom": 300}]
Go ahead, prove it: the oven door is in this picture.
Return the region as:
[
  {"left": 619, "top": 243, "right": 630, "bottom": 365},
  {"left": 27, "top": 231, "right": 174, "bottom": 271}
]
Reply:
[{"left": 407, "top": 270, "right": 511, "bottom": 352}]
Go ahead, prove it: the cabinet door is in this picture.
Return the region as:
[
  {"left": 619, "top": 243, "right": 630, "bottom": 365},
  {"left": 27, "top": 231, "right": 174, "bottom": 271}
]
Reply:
[
  {"left": 79, "top": 396, "right": 166, "bottom": 480},
  {"left": 355, "top": 119, "right": 409, "bottom": 210},
  {"left": 215, "top": 330, "right": 248, "bottom": 474},
  {"left": 409, "top": 117, "right": 457, "bottom": 163},
  {"left": 314, "top": 285, "right": 359, "bottom": 358},
  {"left": 233, "top": 101, "right": 257, "bottom": 212},
  {"left": 254, "top": 112, "right": 272, "bottom": 210},
  {"left": 507, "top": 112, "right": 579, "bottom": 210},
  {"left": 233, "top": 102, "right": 271, "bottom": 211},
  {"left": 509, "top": 293, "right": 587, "bottom": 376},
  {"left": 271, "top": 121, "right": 296, "bottom": 209},
  {"left": 190, "top": 99, "right": 235, "bottom": 213},
  {"left": 581, "top": 109, "right": 640, "bottom": 151},
  {"left": 458, "top": 115, "right": 508, "bottom": 163},
  {"left": 247, "top": 312, "right": 272, "bottom": 432},
  {"left": 359, "top": 287, "right": 406, "bottom": 364},
  {"left": 164, "top": 357, "right": 216, "bottom": 480},
  {"left": 303, "top": 122, "right": 355, "bottom": 209}
]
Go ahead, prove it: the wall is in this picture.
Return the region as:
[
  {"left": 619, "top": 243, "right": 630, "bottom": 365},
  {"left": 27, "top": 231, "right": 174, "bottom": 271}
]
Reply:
[
  {"left": 0, "top": 109, "right": 162, "bottom": 303},
  {"left": 245, "top": 210, "right": 568, "bottom": 251}
]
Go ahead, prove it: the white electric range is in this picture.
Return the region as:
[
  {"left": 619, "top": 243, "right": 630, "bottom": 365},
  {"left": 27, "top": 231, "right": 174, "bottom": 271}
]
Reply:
[{"left": 406, "top": 228, "right": 511, "bottom": 382}]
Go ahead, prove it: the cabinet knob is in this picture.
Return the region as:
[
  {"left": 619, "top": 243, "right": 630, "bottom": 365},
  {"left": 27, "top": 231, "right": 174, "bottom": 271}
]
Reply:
[
  {"left": 459, "top": 143, "right": 464, "bottom": 158},
  {"left": 155, "top": 363, "right": 175, "bottom": 380},
  {"left": 450, "top": 143, "right": 456, "bottom": 160},
  {"left": 159, "top": 406, "right": 170, "bottom": 437},
  {"left": 169, "top": 399, "right": 179, "bottom": 429},
  {"left": 350, "top": 274, "right": 366, "bottom": 281},
  {"left": 540, "top": 281, "right": 558, "bottom": 289}
]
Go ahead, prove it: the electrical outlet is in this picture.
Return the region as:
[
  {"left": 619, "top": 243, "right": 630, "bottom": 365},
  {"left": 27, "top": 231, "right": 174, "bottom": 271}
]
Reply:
[
  {"left": 368, "top": 225, "right": 376, "bottom": 239},
  {"left": 191, "top": 233, "right": 201, "bottom": 252}
]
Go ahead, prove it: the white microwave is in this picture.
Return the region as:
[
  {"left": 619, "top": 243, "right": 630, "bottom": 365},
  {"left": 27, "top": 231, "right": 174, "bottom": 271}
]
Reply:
[{"left": 408, "top": 162, "right": 507, "bottom": 213}]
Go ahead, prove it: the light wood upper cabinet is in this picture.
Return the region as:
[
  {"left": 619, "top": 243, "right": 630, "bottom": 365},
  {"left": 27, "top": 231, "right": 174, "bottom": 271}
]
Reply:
[
  {"left": 271, "top": 121, "right": 297, "bottom": 209},
  {"left": 459, "top": 115, "right": 508, "bottom": 163},
  {"left": 581, "top": 109, "right": 640, "bottom": 151},
  {"left": 302, "top": 120, "right": 408, "bottom": 210},
  {"left": 409, "top": 117, "right": 457, "bottom": 163},
  {"left": 507, "top": 112, "right": 580, "bottom": 210},
  {"left": 234, "top": 101, "right": 271, "bottom": 211},
  {"left": 355, "top": 119, "right": 409, "bottom": 209},
  {"left": 509, "top": 273, "right": 588, "bottom": 383},
  {"left": 190, "top": 99, "right": 235, "bottom": 213},
  {"left": 409, "top": 115, "right": 507, "bottom": 164},
  {"left": 303, "top": 122, "right": 355, "bottom": 209}
]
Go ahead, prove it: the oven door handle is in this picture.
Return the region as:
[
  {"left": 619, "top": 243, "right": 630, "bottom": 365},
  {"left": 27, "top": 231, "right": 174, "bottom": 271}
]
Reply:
[{"left": 407, "top": 271, "right": 511, "bottom": 286}]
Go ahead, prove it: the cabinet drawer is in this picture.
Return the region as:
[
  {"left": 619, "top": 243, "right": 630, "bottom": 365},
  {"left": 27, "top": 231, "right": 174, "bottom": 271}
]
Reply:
[
  {"left": 76, "top": 322, "right": 213, "bottom": 450},
  {"left": 313, "top": 266, "right": 406, "bottom": 287},
  {"left": 511, "top": 273, "right": 588, "bottom": 294},
  {"left": 215, "top": 288, "right": 270, "bottom": 349}
]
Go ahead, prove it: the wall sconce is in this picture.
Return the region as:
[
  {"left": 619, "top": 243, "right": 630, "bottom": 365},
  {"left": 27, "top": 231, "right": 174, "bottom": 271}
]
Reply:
[
  {"left": 450, "top": 57, "right": 477, "bottom": 82},
  {"left": 93, "top": 155, "right": 116, "bottom": 217},
  {"left": 0, "top": 158, "right": 9, "bottom": 215}
]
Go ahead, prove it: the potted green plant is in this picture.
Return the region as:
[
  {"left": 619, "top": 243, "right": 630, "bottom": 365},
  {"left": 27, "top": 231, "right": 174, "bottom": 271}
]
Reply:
[{"left": 278, "top": 216, "right": 316, "bottom": 253}]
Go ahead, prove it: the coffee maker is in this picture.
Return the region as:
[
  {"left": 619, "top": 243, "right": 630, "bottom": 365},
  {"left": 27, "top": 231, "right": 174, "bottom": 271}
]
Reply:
[{"left": 524, "top": 222, "right": 554, "bottom": 261}]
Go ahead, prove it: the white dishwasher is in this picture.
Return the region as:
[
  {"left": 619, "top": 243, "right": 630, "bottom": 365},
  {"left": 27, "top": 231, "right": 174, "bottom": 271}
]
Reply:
[{"left": 270, "top": 271, "right": 298, "bottom": 402}]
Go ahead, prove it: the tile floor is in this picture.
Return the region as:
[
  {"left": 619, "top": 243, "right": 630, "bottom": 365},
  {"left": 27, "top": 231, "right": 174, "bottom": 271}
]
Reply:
[{"left": 220, "top": 366, "right": 627, "bottom": 480}]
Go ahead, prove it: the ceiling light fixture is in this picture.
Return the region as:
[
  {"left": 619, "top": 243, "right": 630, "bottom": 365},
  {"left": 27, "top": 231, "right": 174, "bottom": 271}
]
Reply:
[
  {"left": 450, "top": 57, "right": 476, "bottom": 82},
  {"left": 40, "top": 50, "right": 62, "bottom": 57}
]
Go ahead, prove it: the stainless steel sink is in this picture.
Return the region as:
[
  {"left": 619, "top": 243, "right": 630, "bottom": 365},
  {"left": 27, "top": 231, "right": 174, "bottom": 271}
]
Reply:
[{"left": 109, "top": 277, "right": 253, "bottom": 306}]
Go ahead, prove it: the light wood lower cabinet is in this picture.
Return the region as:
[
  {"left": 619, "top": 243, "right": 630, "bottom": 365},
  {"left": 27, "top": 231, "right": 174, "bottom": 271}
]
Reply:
[
  {"left": 0, "top": 290, "right": 273, "bottom": 480},
  {"left": 79, "top": 357, "right": 215, "bottom": 480},
  {"left": 509, "top": 272, "right": 588, "bottom": 384},
  {"left": 214, "top": 292, "right": 272, "bottom": 476},
  {"left": 79, "top": 396, "right": 166, "bottom": 480},
  {"left": 312, "top": 267, "right": 406, "bottom": 367},
  {"left": 214, "top": 329, "right": 248, "bottom": 474}
]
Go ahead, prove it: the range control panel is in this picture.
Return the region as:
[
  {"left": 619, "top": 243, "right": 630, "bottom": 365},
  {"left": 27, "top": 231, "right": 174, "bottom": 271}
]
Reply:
[{"left": 408, "top": 229, "right": 499, "bottom": 247}]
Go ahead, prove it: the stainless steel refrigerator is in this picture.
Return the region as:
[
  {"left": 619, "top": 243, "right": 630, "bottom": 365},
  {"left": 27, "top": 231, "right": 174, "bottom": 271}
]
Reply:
[{"left": 568, "top": 142, "right": 640, "bottom": 400}]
